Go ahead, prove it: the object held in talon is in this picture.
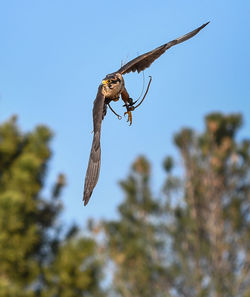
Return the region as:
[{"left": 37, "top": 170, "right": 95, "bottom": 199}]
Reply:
[{"left": 83, "top": 22, "right": 209, "bottom": 206}]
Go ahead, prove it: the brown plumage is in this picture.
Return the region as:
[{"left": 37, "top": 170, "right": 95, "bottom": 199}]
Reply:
[{"left": 83, "top": 22, "right": 209, "bottom": 205}]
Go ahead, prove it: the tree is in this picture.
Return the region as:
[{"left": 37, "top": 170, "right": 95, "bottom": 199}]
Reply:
[
  {"left": 0, "top": 116, "right": 104, "bottom": 297},
  {"left": 103, "top": 113, "right": 250, "bottom": 297},
  {"left": 163, "top": 113, "right": 250, "bottom": 297},
  {"left": 102, "top": 156, "right": 171, "bottom": 297}
]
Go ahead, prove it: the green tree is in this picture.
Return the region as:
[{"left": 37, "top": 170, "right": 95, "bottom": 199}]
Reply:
[
  {"left": 102, "top": 156, "right": 171, "bottom": 297},
  {"left": 0, "top": 116, "right": 104, "bottom": 297},
  {"left": 164, "top": 113, "right": 250, "bottom": 297},
  {"left": 103, "top": 113, "right": 250, "bottom": 297}
]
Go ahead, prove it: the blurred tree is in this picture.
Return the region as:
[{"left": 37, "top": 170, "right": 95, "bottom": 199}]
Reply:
[
  {"left": 0, "top": 116, "right": 104, "bottom": 297},
  {"left": 103, "top": 113, "right": 250, "bottom": 297},
  {"left": 103, "top": 156, "right": 171, "bottom": 297},
  {"left": 163, "top": 113, "right": 250, "bottom": 297}
]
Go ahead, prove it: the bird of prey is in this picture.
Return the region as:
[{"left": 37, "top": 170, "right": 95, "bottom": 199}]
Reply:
[{"left": 83, "top": 22, "right": 209, "bottom": 205}]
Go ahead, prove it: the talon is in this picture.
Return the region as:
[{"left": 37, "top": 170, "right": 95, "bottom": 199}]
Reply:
[{"left": 124, "top": 110, "right": 133, "bottom": 126}]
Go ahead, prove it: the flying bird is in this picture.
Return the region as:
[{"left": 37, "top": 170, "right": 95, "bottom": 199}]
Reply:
[{"left": 83, "top": 22, "right": 209, "bottom": 206}]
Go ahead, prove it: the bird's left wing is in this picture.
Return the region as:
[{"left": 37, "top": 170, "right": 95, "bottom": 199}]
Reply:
[
  {"left": 117, "top": 22, "right": 209, "bottom": 75},
  {"left": 83, "top": 85, "right": 105, "bottom": 206}
]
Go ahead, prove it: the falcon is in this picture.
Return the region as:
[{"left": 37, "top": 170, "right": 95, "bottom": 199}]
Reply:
[{"left": 83, "top": 22, "right": 209, "bottom": 205}]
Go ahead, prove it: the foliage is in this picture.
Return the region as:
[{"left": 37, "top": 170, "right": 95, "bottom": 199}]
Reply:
[
  {"left": 0, "top": 116, "right": 104, "bottom": 297},
  {"left": 103, "top": 156, "right": 170, "bottom": 297},
  {"left": 1, "top": 112, "right": 249, "bottom": 297},
  {"left": 103, "top": 113, "right": 250, "bottom": 297},
  {"left": 161, "top": 113, "right": 250, "bottom": 297}
]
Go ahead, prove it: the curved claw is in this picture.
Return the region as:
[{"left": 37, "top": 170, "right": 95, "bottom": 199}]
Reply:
[{"left": 124, "top": 110, "right": 133, "bottom": 126}]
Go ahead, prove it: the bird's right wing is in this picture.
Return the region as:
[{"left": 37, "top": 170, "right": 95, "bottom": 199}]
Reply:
[
  {"left": 83, "top": 85, "right": 105, "bottom": 206},
  {"left": 117, "top": 22, "right": 209, "bottom": 75}
]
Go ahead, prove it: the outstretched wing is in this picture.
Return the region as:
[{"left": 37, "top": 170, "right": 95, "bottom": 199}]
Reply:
[
  {"left": 118, "top": 22, "right": 209, "bottom": 75},
  {"left": 83, "top": 85, "right": 105, "bottom": 206}
]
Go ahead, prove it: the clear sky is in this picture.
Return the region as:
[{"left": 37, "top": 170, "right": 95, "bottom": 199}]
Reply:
[{"left": 1, "top": 0, "right": 250, "bottom": 227}]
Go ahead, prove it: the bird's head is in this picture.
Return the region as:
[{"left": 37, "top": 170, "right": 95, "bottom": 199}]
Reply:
[{"left": 101, "top": 72, "right": 123, "bottom": 97}]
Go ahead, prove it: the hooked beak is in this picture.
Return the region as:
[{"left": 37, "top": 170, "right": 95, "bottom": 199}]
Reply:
[{"left": 102, "top": 80, "right": 108, "bottom": 85}]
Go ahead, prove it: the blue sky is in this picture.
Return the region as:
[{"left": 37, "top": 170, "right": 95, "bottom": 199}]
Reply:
[{"left": 1, "top": 0, "right": 250, "bottom": 227}]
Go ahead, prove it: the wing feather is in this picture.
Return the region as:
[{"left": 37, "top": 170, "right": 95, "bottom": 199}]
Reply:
[
  {"left": 83, "top": 85, "right": 105, "bottom": 206},
  {"left": 118, "top": 22, "right": 209, "bottom": 75}
]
